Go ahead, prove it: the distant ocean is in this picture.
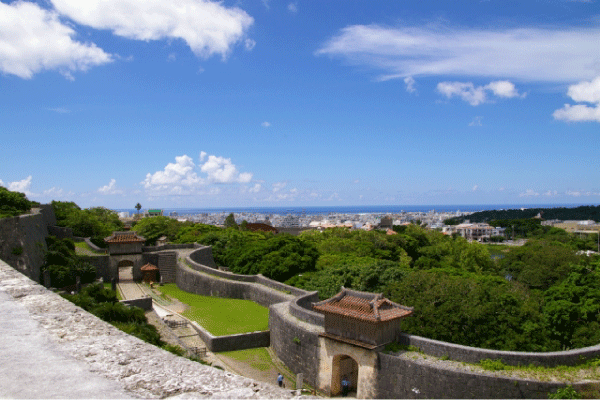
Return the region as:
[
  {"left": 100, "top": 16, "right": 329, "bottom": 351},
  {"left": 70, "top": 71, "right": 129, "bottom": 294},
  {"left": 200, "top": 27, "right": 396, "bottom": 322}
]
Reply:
[{"left": 115, "top": 203, "right": 593, "bottom": 216}]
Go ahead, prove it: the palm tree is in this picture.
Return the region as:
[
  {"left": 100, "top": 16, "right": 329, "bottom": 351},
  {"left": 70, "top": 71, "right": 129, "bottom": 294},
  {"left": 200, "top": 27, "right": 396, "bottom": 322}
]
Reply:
[{"left": 135, "top": 203, "right": 142, "bottom": 219}]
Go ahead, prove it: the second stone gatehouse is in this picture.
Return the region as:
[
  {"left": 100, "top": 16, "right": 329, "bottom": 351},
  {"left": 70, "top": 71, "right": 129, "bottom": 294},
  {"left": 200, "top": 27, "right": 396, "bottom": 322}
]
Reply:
[{"left": 313, "top": 287, "right": 413, "bottom": 398}]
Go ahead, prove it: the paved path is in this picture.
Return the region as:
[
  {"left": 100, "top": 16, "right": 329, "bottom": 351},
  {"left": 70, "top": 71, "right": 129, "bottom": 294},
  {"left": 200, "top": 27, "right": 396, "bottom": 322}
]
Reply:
[
  {"left": 0, "top": 290, "right": 133, "bottom": 399},
  {"left": 118, "top": 281, "right": 146, "bottom": 299}
]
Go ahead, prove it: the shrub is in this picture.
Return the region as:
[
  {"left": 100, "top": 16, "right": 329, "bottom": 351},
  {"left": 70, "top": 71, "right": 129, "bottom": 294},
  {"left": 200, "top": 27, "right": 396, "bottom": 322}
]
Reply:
[
  {"left": 11, "top": 246, "right": 23, "bottom": 256},
  {"left": 479, "top": 359, "right": 507, "bottom": 371},
  {"left": 548, "top": 385, "right": 580, "bottom": 399}
]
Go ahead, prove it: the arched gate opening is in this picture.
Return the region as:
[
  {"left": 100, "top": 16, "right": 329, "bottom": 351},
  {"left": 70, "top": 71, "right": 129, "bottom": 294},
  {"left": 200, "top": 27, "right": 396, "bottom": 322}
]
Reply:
[
  {"left": 331, "top": 354, "right": 359, "bottom": 397},
  {"left": 117, "top": 260, "right": 134, "bottom": 282}
]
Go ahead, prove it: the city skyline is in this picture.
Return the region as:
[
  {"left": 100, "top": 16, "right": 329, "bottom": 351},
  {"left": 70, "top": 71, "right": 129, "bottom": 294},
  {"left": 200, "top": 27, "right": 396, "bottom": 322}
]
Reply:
[{"left": 1, "top": 0, "right": 599, "bottom": 209}]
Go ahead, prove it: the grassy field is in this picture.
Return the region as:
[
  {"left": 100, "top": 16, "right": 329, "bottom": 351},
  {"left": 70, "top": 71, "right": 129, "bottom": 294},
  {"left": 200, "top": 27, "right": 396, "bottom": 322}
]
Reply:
[
  {"left": 74, "top": 241, "right": 105, "bottom": 255},
  {"left": 156, "top": 284, "right": 269, "bottom": 336},
  {"left": 219, "top": 348, "right": 274, "bottom": 371}
]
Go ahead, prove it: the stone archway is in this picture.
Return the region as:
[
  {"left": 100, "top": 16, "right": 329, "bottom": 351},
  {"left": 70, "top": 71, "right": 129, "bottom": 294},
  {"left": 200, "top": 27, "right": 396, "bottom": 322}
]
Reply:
[
  {"left": 331, "top": 354, "right": 359, "bottom": 397},
  {"left": 118, "top": 260, "right": 134, "bottom": 282}
]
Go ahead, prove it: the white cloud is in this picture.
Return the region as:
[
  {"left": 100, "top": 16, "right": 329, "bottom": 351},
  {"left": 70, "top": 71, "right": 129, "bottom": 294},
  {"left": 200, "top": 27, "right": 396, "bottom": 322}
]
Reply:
[
  {"left": 553, "top": 104, "right": 600, "bottom": 122},
  {"left": 0, "top": 179, "right": 3, "bottom": 186},
  {"left": 143, "top": 155, "right": 203, "bottom": 193},
  {"left": 167, "top": 53, "right": 177, "bottom": 62},
  {"left": 199, "top": 151, "right": 207, "bottom": 162},
  {"left": 98, "top": 179, "right": 123, "bottom": 195},
  {"left": 249, "top": 183, "right": 261, "bottom": 193},
  {"left": 404, "top": 76, "right": 416, "bottom": 93},
  {"left": 472, "top": 185, "right": 478, "bottom": 192},
  {"left": 0, "top": 1, "right": 112, "bottom": 79},
  {"left": 316, "top": 24, "right": 600, "bottom": 83},
  {"left": 544, "top": 190, "right": 558, "bottom": 197},
  {"left": 244, "top": 39, "right": 256, "bottom": 51},
  {"left": 485, "top": 80, "right": 523, "bottom": 98},
  {"left": 272, "top": 182, "right": 287, "bottom": 192},
  {"left": 262, "top": 0, "right": 270, "bottom": 10},
  {"left": 200, "top": 155, "right": 252, "bottom": 183},
  {"left": 519, "top": 189, "right": 539, "bottom": 197},
  {"left": 50, "top": 0, "right": 254, "bottom": 60},
  {"left": 469, "top": 116, "right": 483, "bottom": 126},
  {"left": 261, "top": 121, "right": 271, "bottom": 128},
  {"left": 437, "top": 80, "right": 523, "bottom": 106},
  {"left": 437, "top": 82, "right": 486, "bottom": 106},
  {"left": 288, "top": 3, "right": 298, "bottom": 13},
  {"left": 553, "top": 76, "right": 600, "bottom": 122},
  {"left": 7, "top": 176, "right": 33, "bottom": 195}
]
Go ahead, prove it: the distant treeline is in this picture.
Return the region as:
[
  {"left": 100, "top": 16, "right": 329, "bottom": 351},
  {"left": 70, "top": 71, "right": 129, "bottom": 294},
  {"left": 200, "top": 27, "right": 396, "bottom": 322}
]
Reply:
[{"left": 445, "top": 205, "right": 600, "bottom": 225}]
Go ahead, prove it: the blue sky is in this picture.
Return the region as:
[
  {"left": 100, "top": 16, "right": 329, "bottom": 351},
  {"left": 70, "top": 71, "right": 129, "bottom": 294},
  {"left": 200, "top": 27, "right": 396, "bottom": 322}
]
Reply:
[{"left": 1, "top": 0, "right": 599, "bottom": 209}]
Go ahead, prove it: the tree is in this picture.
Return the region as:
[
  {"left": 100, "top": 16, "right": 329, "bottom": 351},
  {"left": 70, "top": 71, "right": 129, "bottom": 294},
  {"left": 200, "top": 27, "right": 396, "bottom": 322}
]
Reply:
[
  {"left": 0, "top": 186, "right": 32, "bottom": 218},
  {"left": 132, "top": 216, "right": 181, "bottom": 245},
  {"left": 224, "top": 213, "right": 238, "bottom": 229},
  {"left": 135, "top": 203, "right": 142, "bottom": 219}
]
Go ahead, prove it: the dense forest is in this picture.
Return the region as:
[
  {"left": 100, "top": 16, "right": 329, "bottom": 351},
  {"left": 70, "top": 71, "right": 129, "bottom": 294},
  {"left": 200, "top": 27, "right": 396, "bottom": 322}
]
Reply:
[
  {"left": 42, "top": 201, "right": 600, "bottom": 353},
  {"left": 445, "top": 204, "right": 600, "bottom": 225}
]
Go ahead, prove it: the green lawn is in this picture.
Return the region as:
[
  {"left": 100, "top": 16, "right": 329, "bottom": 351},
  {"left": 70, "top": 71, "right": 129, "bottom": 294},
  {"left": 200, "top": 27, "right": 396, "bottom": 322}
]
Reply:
[
  {"left": 156, "top": 284, "right": 269, "bottom": 336},
  {"left": 219, "top": 348, "right": 274, "bottom": 371}
]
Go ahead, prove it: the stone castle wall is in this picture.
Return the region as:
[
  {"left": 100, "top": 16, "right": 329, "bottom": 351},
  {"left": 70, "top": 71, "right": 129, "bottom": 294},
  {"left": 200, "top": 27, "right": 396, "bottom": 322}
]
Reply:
[
  {"left": 0, "top": 206, "right": 56, "bottom": 282},
  {"left": 172, "top": 246, "right": 600, "bottom": 398}
]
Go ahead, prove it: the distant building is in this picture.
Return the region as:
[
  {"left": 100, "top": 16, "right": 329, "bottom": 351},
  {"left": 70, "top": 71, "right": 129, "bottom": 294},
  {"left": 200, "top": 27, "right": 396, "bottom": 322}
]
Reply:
[
  {"left": 145, "top": 209, "right": 163, "bottom": 217},
  {"left": 451, "top": 223, "right": 505, "bottom": 241}
]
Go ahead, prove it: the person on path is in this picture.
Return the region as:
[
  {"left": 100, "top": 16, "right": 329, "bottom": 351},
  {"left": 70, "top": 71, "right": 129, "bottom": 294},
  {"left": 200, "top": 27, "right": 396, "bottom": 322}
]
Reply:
[{"left": 277, "top": 373, "right": 283, "bottom": 388}]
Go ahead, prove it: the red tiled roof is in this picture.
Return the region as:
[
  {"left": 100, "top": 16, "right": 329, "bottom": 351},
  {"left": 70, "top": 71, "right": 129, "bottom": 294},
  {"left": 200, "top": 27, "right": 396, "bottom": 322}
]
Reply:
[
  {"left": 313, "top": 287, "right": 413, "bottom": 323},
  {"left": 140, "top": 263, "right": 158, "bottom": 271},
  {"left": 104, "top": 231, "right": 145, "bottom": 243}
]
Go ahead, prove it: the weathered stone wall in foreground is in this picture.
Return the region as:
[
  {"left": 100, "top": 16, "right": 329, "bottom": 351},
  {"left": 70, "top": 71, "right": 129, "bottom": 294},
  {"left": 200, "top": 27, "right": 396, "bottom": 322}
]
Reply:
[{"left": 0, "top": 258, "right": 303, "bottom": 399}]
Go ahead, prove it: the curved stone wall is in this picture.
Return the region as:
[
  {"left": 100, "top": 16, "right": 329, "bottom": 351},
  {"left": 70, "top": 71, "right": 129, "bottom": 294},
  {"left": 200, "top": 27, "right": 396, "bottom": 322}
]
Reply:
[
  {"left": 398, "top": 333, "right": 600, "bottom": 367},
  {"left": 177, "top": 256, "right": 296, "bottom": 308},
  {"left": 177, "top": 245, "right": 600, "bottom": 399}
]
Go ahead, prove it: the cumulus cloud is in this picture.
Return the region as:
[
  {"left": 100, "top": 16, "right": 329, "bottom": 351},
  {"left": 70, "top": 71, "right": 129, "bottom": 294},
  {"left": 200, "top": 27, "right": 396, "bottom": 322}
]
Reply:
[
  {"left": 261, "top": 121, "right": 271, "bottom": 128},
  {"left": 98, "top": 179, "right": 123, "bottom": 195},
  {"left": 519, "top": 189, "right": 539, "bottom": 197},
  {"left": 553, "top": 76, "right": 600, "bottom": 122},
  {"left": 544, "top": 190, "right": 558, "bottom": 197},
  {"left": 437, "top": 82, "right": 486, "bottom": 106},
  {"left": 404, "top": 76, "right": 416, "bottom": 93},
  {"left": 200, "top": 155, "right": 252, "bottom": 183},
  {"left": 0, "top": 1, "right": 112, "bottom": 79},
  {"left": 50, "top": 0, "right": 254, "bottom": 60},
  {"left": 316, "top": 24, "right": 600, "bottom": 83},
  {"left": 437, "top": 80, "right": 523, "bottom": 106},
  {"left": 249, "top": 183, "right": 261, "bottom": 193},
  {"left": 7, "top": 176, "right": 33, "bottom": 195},
  {"left": 485, "top": 80, "right": 523, "bottom": 98},
  {"left": 143, "top": 155, "right": 203, "bottom": 194}
]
